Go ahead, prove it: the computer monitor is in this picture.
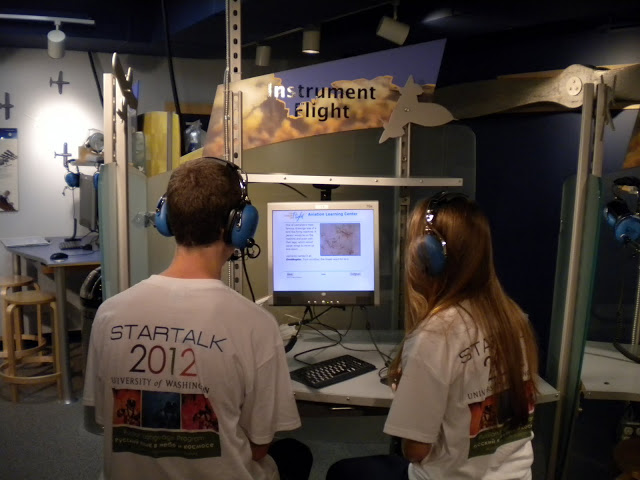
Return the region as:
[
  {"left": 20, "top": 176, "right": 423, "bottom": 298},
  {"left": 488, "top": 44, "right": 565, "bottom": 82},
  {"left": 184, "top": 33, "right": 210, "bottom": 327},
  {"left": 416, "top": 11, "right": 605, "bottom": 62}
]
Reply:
[
  {"left": 268, "top": 200, "right": 380, "bottom": 306},
  {"left": 78, "top": 173, "right": 98, "bottom": 231}
]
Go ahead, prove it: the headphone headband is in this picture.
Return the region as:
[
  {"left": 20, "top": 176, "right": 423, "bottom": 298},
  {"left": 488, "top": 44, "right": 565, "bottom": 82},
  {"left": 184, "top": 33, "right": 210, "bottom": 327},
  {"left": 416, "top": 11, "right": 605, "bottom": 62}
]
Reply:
[
  {"left": 154, "top": 157, "right": 259, "bottom": 248},
  {"left": 420, "top": 191, "right": 468, "bottom": 276}
]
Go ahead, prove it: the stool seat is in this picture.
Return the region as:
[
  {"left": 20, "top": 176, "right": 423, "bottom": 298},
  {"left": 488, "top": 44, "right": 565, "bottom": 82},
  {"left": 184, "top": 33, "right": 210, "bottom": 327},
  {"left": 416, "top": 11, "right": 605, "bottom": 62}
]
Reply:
[
  {"left": 5, "top": 290, "right": 56, "bottom": 306},
  {"left": 0, "top": 275, "right": 35, "bottom": 289},
  {"left": 1, "top": 288, "right": 61, "bottom": 402},
  {"left": 1, "top": 275, "right": 38, "bottom": 361}
]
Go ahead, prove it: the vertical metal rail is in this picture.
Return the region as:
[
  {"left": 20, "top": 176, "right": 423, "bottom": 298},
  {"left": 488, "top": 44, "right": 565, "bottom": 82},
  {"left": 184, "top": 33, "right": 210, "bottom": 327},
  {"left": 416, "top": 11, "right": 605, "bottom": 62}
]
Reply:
[
  {"left": 546, "top": 82, "right": 595, "bottom": 480},
  {"left": 392, "top": 124, "right": 411, "bottom": 329},
  {"left": 591, "top": 82, "right": 609, "bottom": 178},
  {"left": 102, "top": 73, "right": 118, "bottom": 296},
  {"left": 230, "top": 92, "right": 244, "bottom": 294},
  {"left": 115, "top": 78, "right": 130, "bottom": 291},
  {"left": 225, "top": 0, "right": 244, "bottom": 294},
  {"left": 228, "top": 0, "right": 242, "bottom": 83}
]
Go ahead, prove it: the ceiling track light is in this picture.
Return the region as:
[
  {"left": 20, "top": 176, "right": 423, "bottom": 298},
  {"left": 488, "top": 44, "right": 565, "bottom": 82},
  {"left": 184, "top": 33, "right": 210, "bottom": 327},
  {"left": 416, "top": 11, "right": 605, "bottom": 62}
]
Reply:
[
  {"left": 302, "top": 26, "right": 320, "bottom": 54},
  {"left": 255, "top": 45, "right": 271, "bottom": 66},
  {"left": 376, "top": 1, "right": 409, "bottom": 45},
  {"left": 48, "top": 21, "right": 66, "bottom": 59},
  {"left": 0, "top": 13, "right": 95, "bottom": 59}
]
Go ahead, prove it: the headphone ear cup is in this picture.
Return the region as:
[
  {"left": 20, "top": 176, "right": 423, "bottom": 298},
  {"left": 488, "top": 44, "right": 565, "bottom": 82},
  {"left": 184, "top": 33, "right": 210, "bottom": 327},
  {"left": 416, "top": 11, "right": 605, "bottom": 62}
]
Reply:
[
  {"left": 65, "top": 172, "right": 79, "bottom": 188},
  {"left": 230, "top": 204, "right": 259, "bottom": 249},
  {"left": 418, "top": 233, "right": 447, "bottom": 276},
  {"left": 614, "top": 215, "right": 640, "bottom": 243},
  {"left": 604, "top": 198, "right": 630, "bottom": 228},
  {"left": 155, "top": 196, "right": 173, "bottom": 237}
]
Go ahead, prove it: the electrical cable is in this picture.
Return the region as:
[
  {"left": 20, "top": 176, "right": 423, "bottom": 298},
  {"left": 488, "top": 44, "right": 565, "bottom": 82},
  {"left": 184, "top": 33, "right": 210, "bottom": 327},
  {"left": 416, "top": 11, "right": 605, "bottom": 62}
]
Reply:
[
  {"left": 160, "top": 0, "right": 182, "bottom": 147},
  {"left": 241, "top": 251, "right": 256, "bottom": 302},
  {"left": 363, "top": 308, "right": 393, "bottom": 365},
  {"left": 279, "top": 183, "right": 308, "bottom": 198},
  {"left": 613, "top": 341, "right": 640, "bottom": 363},
  {"left": 87, "top": 51, "right": 103, "bottom": 107}
]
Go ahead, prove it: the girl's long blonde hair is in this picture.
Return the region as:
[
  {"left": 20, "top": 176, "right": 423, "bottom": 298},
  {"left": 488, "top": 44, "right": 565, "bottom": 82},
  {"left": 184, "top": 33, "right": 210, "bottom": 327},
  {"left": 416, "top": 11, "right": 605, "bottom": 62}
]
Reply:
[{"left": 390, "top": 194, "right": 539, "bottom": 427}]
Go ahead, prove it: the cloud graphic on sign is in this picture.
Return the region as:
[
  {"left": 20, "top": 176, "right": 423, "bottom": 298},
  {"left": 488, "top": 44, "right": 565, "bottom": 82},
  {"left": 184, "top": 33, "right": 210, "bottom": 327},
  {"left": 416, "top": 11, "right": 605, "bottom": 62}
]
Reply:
[{"left": 204, "top": 74, "right": 434, "bottom": 158}]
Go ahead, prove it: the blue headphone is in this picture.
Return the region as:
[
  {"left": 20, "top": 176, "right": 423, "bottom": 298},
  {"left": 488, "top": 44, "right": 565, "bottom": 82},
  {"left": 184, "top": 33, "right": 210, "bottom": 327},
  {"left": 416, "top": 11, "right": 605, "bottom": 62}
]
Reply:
[
  {"left": 604, "top": 177, "right": 640, "bottom": 244},
  {"left": 65, "top": 171, "right": 79, "bottom": 188},
  {"left": 155, "top": 158, "right": 259, "bottom": 249},
  {"left": 417, "top": 192, "right": 468, "bottom": 275}
]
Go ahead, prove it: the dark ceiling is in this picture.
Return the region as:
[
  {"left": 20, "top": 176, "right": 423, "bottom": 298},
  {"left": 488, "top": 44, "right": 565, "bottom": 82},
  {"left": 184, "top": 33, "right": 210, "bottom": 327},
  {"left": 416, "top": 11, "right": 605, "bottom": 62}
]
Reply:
[{"left": 1, "top": 0, "right": 639, "bottom": 63}]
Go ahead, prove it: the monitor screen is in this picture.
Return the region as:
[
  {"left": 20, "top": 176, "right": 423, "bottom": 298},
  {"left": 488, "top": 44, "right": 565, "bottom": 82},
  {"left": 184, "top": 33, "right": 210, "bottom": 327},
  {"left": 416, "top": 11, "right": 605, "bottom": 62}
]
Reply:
[
  {"left": 268, "top": 200, "right": 380, "bottom": 306},
  {"left": 79, "top": 173, "right": 98, "bottom": 231}
]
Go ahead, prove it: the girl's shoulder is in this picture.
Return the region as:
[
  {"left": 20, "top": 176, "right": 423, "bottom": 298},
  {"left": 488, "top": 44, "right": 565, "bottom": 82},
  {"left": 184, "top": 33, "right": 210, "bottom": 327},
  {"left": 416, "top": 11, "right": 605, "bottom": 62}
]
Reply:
[{"left": 420, "top": 302, "right": 476, "bottom": 335}]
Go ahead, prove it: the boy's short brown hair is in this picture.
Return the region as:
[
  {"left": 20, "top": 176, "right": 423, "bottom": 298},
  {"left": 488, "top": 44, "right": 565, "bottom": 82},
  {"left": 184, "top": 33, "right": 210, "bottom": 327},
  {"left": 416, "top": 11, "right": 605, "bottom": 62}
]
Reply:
[{"left": 166, "top": 157, "right": 242, "bottom": 247}]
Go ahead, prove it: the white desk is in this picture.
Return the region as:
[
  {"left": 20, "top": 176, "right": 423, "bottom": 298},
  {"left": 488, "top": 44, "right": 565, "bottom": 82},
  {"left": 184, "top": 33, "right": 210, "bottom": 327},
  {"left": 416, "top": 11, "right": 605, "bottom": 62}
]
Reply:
[
  {"left": 287, "top": 330, "right": 559, "bottom": 408},
  {"left": 581, "top": 341, "right": 640, "bottom": 401}
]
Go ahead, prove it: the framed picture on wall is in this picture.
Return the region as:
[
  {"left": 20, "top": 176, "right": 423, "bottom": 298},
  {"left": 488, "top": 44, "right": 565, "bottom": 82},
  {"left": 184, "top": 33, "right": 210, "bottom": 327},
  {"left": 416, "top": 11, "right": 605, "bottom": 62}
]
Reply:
[{"left": 0, "top": 128, "right": 18, "bottom": 212}]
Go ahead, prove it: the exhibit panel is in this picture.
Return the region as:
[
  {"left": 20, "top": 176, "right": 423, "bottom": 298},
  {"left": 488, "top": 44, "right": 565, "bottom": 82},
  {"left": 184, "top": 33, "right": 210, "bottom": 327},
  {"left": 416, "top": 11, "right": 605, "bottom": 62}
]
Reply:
[{"left": 546, "top": 175, "right": 602, "bottom": 478}]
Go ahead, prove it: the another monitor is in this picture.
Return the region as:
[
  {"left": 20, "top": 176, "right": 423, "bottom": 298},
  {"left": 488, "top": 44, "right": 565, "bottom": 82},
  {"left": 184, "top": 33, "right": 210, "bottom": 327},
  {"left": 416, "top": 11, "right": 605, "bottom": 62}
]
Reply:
[
  {"left": 78, "top": 173, "right": 98, "bottom": 231},
  {"left": 268, "top": 200, "right": 380, "bottom": 306}
]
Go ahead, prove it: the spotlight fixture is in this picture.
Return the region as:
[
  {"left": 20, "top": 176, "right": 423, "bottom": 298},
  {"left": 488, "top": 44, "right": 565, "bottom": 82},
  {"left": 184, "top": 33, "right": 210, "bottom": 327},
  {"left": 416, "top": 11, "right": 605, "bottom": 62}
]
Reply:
[
  {"left": 302, "top": 27, "right": 320, "bottom": 54},
  {"left": 47, "top": 21, "right": 66, "bottom": 59},
  {"left": 255, "top": 45, "right": 271, "bottom": 66},
  {"left": 376, "top": 1, "right": 409, "bottom": 45},
  {"left": 0, "top": 14, "right": 95, "bottom": 59}
]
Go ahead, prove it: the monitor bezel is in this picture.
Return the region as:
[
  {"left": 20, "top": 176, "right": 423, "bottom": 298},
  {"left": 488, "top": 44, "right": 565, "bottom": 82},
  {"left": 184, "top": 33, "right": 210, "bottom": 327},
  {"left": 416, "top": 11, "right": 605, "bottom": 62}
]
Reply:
[{"left": 267, "top": 200, "right": 380, "bottom": 307}]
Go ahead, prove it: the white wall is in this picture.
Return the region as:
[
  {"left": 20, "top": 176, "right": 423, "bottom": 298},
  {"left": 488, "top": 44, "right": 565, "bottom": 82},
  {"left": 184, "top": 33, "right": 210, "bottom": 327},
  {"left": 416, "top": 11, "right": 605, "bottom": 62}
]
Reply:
[{"left": 0, "top": 47, "right": 225, "bottom": 279}]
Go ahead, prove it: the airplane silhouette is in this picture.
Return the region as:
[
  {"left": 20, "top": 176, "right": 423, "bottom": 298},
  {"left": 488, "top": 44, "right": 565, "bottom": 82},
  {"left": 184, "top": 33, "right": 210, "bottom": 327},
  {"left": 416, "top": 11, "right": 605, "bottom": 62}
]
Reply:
[
  {"left": 379, "top": 76, "right": 455, "bottom": 144},
  {"left": 0, "top": 92, "right": 13, "bottom": 120},
  {"left": 50, "top": 71, "right": 70, "bottom": 95}
]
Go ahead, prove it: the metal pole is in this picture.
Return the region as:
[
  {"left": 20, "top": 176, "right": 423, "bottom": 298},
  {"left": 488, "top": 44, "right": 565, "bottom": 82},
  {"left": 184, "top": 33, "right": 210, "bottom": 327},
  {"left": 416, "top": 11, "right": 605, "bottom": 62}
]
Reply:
[
  {"left": 54, "top": 268, "right": 75, "bottom": 403},
  {"left": 546, "top": 82, "right": 595, "bottom": 480},
  {"left": 392, "top": 124, "right": 411, "bottom": 329},
  {"left": 226, "top": 0, "right": 244, "bottom": 293},
  {"left": 12, "top": 254, "right": 21, "bottom": 276}
]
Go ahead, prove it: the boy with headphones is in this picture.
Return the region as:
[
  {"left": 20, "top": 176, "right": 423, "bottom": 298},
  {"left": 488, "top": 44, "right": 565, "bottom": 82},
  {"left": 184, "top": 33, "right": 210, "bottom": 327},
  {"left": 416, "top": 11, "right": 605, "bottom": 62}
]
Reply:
[{"left": 84, "top": 157, "right": 312, "bottom": 480}]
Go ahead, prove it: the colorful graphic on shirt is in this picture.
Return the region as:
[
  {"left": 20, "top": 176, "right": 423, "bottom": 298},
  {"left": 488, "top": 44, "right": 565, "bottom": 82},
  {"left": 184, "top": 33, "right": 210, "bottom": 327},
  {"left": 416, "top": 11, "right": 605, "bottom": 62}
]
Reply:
[
  {"left": 113, "top": 389, "right": 142, "bottom": 426},
  {"left": 142, "top": 391, "right": 181, "bottom": 429},
  {"left": 112, "top": 389, "right": 221, "bottom": 459},
  {"left": 467, "top": 381, "right": 535, "bottom": 458},
  {"left": 182, "top": 394, "right": 219, "bottom": 432}
]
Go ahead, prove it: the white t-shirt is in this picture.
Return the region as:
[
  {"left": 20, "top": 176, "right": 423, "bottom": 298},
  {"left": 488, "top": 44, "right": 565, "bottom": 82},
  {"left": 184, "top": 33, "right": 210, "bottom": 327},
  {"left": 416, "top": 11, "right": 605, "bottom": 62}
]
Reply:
[
  {"left": 383, "top": 305, "right": 534, "bottom": 480},
  {"left": 83, "top": 275, "right": 301, "bottom": 480}
]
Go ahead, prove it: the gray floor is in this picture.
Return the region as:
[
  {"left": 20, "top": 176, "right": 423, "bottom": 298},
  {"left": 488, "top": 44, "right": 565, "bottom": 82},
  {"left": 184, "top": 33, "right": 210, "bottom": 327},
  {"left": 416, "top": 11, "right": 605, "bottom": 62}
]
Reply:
[{"left": 0, "top": 339, "right": 617, "bottom": 480}]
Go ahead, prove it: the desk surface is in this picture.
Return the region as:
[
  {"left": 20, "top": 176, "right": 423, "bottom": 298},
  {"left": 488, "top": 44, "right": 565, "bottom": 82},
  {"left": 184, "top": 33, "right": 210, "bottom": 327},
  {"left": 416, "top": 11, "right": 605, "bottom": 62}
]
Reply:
[
  {"left": 287, "top": 330, "right": 559, "bottom": 408},
  {"left": 5, "top": 236, "right": 101, "bottom": 267},
  {"left": 582, "top": 341, "right": 640, "bottom": 401}
]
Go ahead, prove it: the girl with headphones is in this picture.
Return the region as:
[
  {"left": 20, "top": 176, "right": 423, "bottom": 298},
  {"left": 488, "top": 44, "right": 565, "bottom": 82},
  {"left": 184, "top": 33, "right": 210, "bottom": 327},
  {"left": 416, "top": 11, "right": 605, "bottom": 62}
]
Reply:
[{"left": 327, "top": 193, "right": 539, "bottom": 480}]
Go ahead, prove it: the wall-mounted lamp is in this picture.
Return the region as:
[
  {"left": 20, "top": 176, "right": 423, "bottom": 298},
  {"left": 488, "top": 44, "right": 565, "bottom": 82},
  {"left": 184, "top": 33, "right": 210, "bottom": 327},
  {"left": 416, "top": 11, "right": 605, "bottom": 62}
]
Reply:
[
  {"left": 376, "top": 1, "right": 409, "bottom": 45},
  {"left": 255, "top": 45, "right": 271, "bottom": 66},
  {"left": 0, "top": 13, "right": 95, "bottom": 59},
  {"left": 302, "top": 27, "right": 320, "bottom": 54},
  {"left": 47, "top": 21, "right": 66, "bottom": 59}
]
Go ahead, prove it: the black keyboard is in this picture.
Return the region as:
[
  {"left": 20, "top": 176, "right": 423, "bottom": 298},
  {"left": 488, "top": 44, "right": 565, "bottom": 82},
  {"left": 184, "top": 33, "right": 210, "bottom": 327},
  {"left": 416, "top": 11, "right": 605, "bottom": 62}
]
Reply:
[
  {"left": 290, "top": 355, "right": 376, "bottom": 389},
  {"left": 59, "top": 240, "right": 84, "bottom": 250}
]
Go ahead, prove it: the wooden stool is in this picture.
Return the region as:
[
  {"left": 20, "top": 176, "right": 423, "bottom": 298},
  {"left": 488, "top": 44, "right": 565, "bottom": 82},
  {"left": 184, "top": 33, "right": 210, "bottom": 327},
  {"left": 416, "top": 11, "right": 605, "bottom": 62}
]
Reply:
[
  {"left": 0, "top": 275, "right": 38, "bottom": 359},
  {"left": 0, "top": 290, "right": 61, "bottom": 402}
]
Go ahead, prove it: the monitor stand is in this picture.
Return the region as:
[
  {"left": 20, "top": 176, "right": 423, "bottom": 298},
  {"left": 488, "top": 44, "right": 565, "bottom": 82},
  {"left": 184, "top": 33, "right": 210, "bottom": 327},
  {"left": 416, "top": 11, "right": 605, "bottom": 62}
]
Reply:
[{"left": 313, "top": 184, "right": 340, "bottom": 201}]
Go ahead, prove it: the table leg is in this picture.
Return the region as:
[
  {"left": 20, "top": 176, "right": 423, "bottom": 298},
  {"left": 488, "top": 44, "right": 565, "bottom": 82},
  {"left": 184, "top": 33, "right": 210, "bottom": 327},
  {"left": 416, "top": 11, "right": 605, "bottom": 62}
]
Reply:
[
  {"left": 54, "top": 268, "right": 75, "bottom": 404},
  {"left": 12, "top": 254, "right": 21, "bottom": 275}
]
